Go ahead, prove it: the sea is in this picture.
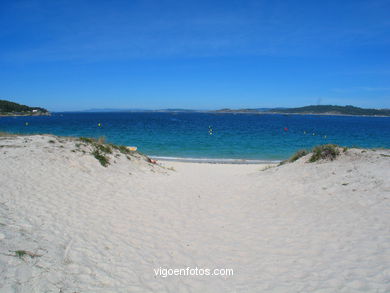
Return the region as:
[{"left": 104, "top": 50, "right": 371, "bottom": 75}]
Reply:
[{"left": 1, "top": 112, "right": 389, "bottom": 162}]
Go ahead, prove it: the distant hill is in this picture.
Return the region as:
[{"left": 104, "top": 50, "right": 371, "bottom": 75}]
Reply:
[
  {"left": 266, "top": 105, "right": 390, "bottom": 116},
  {"left": 214, "top": 108, "right": 277, "bottom": 113},
  {"left": 212, "top": 105, "right": 390, "bottom": 116},
  {"left": 79, "top": 108, "right": 149, "bottom": 112},
  {"left": 78, "top": 108, "right": 199, "bottom": 113},
  {"left": 158, "top": 109, "right": 199, "bottom": 112},
  {"left": 0, "top": 99, "right": 49, "bottom": 116}
]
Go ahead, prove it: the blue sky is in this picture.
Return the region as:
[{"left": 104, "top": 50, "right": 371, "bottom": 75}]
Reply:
[{"left": 0, "top": 0, "right": 389, "bottom": 111}]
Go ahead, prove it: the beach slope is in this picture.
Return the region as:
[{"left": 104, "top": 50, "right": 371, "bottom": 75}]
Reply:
[{"left": 0, "top": 134, "right": 389, "bottom": 292}]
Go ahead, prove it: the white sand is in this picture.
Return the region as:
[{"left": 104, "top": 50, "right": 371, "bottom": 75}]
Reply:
[{"left": 0, "top": 134, "right": 389, "bottom": 292}]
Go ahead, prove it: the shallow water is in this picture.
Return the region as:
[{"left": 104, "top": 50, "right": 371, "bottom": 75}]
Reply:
[{"left": 1, "top": 112, "right": 389, "bottom": 160}]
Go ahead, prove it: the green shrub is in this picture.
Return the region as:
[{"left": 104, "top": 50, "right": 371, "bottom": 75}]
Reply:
[
  {"left": 92, "top": 149, "right": 110, "bottom": 167},
  {"left": 110, "top": 144, "right": 132, "bottom": 154},
  {"left": 289, "top": 149, "right": 308, "bottom": 162},
  {"left": 309, "top": 144, "right": 340, "bottom": 162},
  {"left": 14, "top": 250, "right": 41, "bottom": 259},
  {"left": 118, "top": 145, "right": 131, "bottom": 154},
  {"left": 78, "top": 136, "right": 136, "bottom": 166},
  {"left": 79, "top": 137, "right": 95, "bottom": 144},
  {"left": 15, "top": 250, "right": 27, "bottom": 258},
  {"left": 95, "top": 143, "right": 112, "bottom": 154}
]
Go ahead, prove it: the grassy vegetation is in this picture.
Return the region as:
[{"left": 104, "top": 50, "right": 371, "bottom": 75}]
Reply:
[
  {"left": 79, "top": 137, "right": 95, "bottom": 144},
  {"left": 14, "top": 250, "right": 27, "bottom": 258},
  {"left": 77, "top": 136, "right": 137, "bottom": 166},
  {"left": 95, "top": 143, "right": 113, "bottom": 154},
  {"left": 280, "top": 144, "right": 342, "bottom": 165},
  {"left": 309, "top": 144, "right": 340, "bottom": 162},
  {"left": 110, "top": 144, "right": 131, "bottom": 154},
  {"left": 279, "top": 149, "right": 308, "bottom": 165},
  {"left": 91, "top": 149, "right": 110, "bottom": 167},
  {"left": 289, "top": 150, "right": 308, "bottom": 162},
  {"left": 14, "top": 250, "right": 41, "bottom": 259},
  {"left": 79, "top": 137, "right": 111, "bottom": 167}
]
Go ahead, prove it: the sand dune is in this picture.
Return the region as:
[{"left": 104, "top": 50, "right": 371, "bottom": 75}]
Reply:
[{"left": 0, "top": 134, "right": 389, "bottom": 292}]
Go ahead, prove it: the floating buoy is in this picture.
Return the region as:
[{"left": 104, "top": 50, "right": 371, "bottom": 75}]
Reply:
[
  {"left": 25, "top": 122, "right": 29, "bottom": 126},
  {"left": 324, "top": 135, "right": 327, "bottom": 139},
  {"left": 284, "top": 127, "right": 288, "bottom": 131},
  {"left": 313, "top": 133, "right": 315, "bottom": 136},
  {"left": 98, "top": 123, "right": 102, "bottom": 127},
  {"left": 303, "top": 131, "right": 306, "bottom": 134}
]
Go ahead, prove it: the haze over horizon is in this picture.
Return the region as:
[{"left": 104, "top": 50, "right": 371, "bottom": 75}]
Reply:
[{"left": 1, "top": 0, "right": 390, "bottom": 111}]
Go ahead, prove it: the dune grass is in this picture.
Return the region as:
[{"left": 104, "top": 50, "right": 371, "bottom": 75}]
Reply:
[
  {"left": 110, "top": 144, "right": 131, "bottom": 155},
  {"left": 14, "top": 250, "right": 42, "bottom": 259},
  {"left": 289, "top": 150, "right": 308, "bottom": 162},
  {"left": 91, "top": 149, "right": 110, "bottom": 167},
  {"left": 78, "top": 136, "right": 137, "bottom": 167},
  {"left": 309, "top": 144, "right": 340, "bottom": 162},
  {"left": 281, "top": 144, "right": 341, "bottom": 165},
  {"left": 279, "top": 149, "right": 308, "bottom": 165}
]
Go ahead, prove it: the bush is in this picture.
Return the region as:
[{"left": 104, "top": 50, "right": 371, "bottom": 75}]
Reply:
[
  {"left": 95, "top": 143, "right": 112, "bottom": 154},
  {"left": 118, "top": 145, "right": 131, "bottom": 154},
  {"left": 78, "top": 136, "right": 136, "bottom": 166},
  {"left": 79, "top": 137, "right": 95, "bottom": 144},
  {"left": 92, "top": 149, "right": 110, "bottom": 167},
  {"left": 289, "top": 149, "right": 308, "bottom": 162},
  {"left": 309, "top": 144, "right": 340, "bottom": 162},
  {"left": 110, "top": 144, "right": 131, "bottom": 154}
]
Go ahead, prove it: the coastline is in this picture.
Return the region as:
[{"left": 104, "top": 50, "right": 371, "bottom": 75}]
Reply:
[
  {"left": 151, "top": 155, "right": 280, "bottom": 164},
  {"left": 0, "top": 113, "right": 51, "bottom": 117},
  {"left": 53, "top": 110, "right": 390, "bottom": 117},
  {"left": 209, "top": 111, "right": 390, "bottom": 117}
]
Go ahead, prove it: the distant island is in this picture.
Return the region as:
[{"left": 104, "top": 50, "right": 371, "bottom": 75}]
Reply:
[
  {"left": 3, "top": 100, "right": 388, "bottom": 117},
  {"left": 0, "top": 99, "right": 50, "bottom": 116},
  {"left": 213, "top": 105, "right": 390, "bottom": 116}
]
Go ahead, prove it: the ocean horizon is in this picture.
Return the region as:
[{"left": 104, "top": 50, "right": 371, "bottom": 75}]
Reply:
[{"left": 1, "top": 112, "right": 389, "bottom": 161}]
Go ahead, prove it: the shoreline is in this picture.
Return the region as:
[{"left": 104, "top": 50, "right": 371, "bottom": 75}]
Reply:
[
  {"left": 53, "top": 111, "right": 390, "bottom": 117},
  {"left": 0, "top": 113, "right": 51, "bottom": 117},
  {"left": 209, "top": 111, "right": 390, "bottom": 117},
  {"left": 151, "top": 155, "right": 280, "bottom": 164}
]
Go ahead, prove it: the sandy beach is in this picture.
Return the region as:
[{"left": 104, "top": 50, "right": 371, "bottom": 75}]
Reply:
[{"left": 0, "top": 134, "right": 389, "bottom": 292}]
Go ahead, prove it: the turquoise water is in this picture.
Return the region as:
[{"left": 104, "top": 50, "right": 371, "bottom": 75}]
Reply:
[{"left": 1, "top": 112, "right": 389, "bottom": 160}]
